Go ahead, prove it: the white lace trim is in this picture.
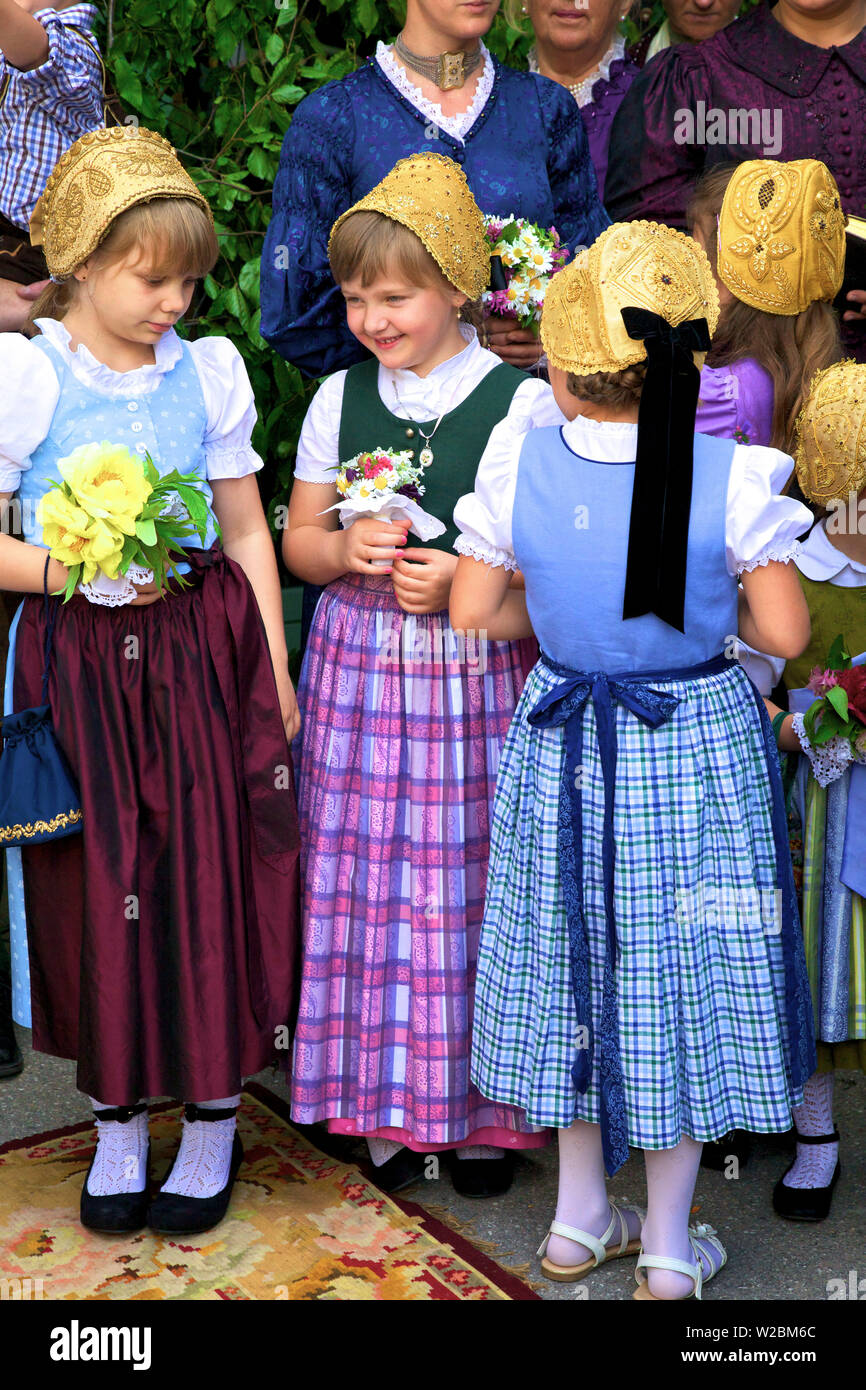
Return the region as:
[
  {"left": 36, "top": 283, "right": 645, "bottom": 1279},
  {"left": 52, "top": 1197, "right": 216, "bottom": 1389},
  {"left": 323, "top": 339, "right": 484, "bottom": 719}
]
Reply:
[
  {"left": 455, "top": 534, "right": 518, "bottom": 571},
  {"left": 34, "top": 318, "right": 183, "bottom": 397},
  {"left": 790, "top": 711, "right": 866, "bottom": 787},
  {"left": 737, "top": 539, "right": 803, "bottom": 575},
  {"left": 528, "top": 35, "right": 625, "bottom": 108},
  {"left": 78, "top": 563, "right": 155, "bottom": 607},
  {"left": 375, "top": 40, "right": 494, "bottom": 142}
]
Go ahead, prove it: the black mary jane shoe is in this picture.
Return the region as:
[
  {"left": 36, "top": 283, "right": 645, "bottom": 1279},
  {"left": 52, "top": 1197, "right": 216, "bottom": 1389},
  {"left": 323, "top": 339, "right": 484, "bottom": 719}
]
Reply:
[
  {"left": 370, "top": 1146, "right": 428, "bottom": 1195},
  {"left": 448, "top": 1152, "right": 514, "bottom": 1199},
  {"left": 0, "top": 975, "right": 23, "bottom": 1079},
  {"left": 147, "top": 1103, "right": 243, "bottom": 1236},
  {"left": 772, "top": 1128, "right": 841, "bottom": 1222},
  {"left": 700, "top": 1129, "right": 752, "bottom": 1172},
  {"left": 80, "top": 1103, "right": 151, "bottom": 1235}
]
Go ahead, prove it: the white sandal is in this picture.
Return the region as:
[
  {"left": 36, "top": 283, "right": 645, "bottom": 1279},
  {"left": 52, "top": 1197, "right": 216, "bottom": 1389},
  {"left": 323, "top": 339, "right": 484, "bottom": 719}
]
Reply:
[
  {"left": 633, "top": 1222, "right": 727, "bottom": 1300},
  {"left": 537, "top": 1201, "right": 644, "bottom": 1283}
]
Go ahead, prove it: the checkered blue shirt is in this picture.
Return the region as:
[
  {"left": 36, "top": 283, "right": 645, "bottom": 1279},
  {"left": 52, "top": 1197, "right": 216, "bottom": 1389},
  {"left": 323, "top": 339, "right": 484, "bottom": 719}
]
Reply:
[{"left": 0, "top": 5, "right": 104, "bottom": 231}]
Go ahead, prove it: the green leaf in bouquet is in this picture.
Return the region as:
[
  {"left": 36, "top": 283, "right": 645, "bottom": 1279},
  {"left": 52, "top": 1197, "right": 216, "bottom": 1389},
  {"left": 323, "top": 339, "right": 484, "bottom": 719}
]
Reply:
[
  {"left": 118, "top": 534, "right": 141, "bottom": 573},
  {"left": 802, "top": 697, "right": 823, "bottom": 743},
  {"left": 499, "top": 222, "right": 521, "bottom": 245},
  {"left": 814, "top": 710, "right": 843, "bottom": 745},
  {"left": 60, "top": 563, "right": 82, "bottom": 603},
  {"left": 826, "top": 634, "right": 851, "bottom": 671},
  {"left": 142, "top": 453, "right": 161, "bottom": 488},
  {"left": 826, "top": 685, "right": 849, "bottom": 721},
  {"left": 174, "top": 484, "right": 211, "bottom": 539},
  {"left": 135, "top": 517, "right": 158, "bottom": 547}
]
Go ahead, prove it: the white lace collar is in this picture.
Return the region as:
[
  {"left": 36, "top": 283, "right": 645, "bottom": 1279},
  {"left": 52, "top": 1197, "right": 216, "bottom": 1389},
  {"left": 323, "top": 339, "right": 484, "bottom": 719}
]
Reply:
[
  {"left": 528, "top": 35, "right": 626, "bottom": 108},
  {"left": 798, "top": 518, "right": 866, "bottom": 585},
  {"left": 375, "top": 40, "right": 494, "bottom": 143},
  {"left": 33, "top": 318, "right": 184, "bottom": 397},
  {"left": 561, "top": 414, "right": 637, "bottom": 461}
]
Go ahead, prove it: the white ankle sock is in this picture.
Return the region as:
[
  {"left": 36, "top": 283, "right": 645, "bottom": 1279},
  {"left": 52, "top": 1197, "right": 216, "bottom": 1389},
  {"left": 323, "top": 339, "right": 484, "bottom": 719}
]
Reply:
[
  {"left": 86, "top": 1098, "right": 149, "bottom": 1196},
  {"left": 367, "top": 1138, "right": 403, "bottom": 1167},
  {"left": 160, "top": 1095, "right": 240, "bottom": 1199},
  {"left": 783, "top": 1072, "right": 838, "bottom": 1189},
  {"left": 455, "top": 1146, "right": 503, "bottom": 1160}
]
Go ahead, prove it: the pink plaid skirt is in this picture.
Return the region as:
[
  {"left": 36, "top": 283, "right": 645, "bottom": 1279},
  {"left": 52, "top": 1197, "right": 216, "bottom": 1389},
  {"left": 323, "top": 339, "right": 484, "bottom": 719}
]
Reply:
[{"left": 290, "top": 573, "right": 547, "bottom": 1150}]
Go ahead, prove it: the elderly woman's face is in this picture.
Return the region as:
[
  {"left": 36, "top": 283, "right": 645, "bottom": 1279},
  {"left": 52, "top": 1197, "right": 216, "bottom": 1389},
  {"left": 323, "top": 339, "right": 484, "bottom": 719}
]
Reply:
[
  {"left": 409, "top": 0, "right": 502, "bottom": 40},
  {"left": 663, "top": 0, "right": 740, "bottom": 42},
  {"left": 526, "top": 0, "right": 626, "bottom": 54}
]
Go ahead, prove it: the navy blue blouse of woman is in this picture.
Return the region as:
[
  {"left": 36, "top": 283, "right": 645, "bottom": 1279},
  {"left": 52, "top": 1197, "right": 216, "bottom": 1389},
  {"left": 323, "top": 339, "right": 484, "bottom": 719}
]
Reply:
[{"left": 260, "top": 0, "right": 610, "bottom": 380}]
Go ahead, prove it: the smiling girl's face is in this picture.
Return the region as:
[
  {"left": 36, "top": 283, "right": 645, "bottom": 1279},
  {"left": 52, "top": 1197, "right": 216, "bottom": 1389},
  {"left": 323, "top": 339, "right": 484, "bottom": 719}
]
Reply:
[{"left": 341, "top": 272, "right": 468, "bottom": 378}]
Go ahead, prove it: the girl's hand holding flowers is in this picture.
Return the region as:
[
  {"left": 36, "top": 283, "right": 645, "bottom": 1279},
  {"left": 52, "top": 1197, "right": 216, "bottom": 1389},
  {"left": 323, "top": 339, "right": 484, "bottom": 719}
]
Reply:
[
  {"left": 392, "top": 548, "right": 457, "bottom": 615},
  {"left": 339, "top": 515, "right": 408, "bottom": 575}
]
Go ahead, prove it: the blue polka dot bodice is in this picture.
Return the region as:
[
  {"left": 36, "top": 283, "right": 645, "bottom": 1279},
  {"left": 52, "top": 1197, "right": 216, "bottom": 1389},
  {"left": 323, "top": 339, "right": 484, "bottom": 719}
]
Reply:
[{"left": 19, "top": 336, "right": 219, "bottom": 559}]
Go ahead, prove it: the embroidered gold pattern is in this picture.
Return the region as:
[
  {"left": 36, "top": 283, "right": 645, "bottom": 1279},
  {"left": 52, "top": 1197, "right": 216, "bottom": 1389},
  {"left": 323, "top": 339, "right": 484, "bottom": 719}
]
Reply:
[{"left": 0, "top": 807, "right": 83, "bottom": 843}]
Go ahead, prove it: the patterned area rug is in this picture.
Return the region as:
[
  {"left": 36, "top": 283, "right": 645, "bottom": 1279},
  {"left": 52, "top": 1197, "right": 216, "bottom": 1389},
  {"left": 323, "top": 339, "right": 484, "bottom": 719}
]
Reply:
[{"left": 0, "top": 1082, "right": 538, "bottom": 1300}]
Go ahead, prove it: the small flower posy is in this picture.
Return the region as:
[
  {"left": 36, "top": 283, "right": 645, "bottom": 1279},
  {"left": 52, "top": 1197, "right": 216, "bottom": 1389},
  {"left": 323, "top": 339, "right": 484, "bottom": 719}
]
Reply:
[
  {"left": 482, "top": 215, "right": 570, "bottom": 333},
  {"left": 321, "top": 447, "right": 446, "bottom": 546},
  {"left": 798, "top": 633, "right": 866, "bottom": 784},
  {"left": 37, "top": 442, "right": 215, "bottom": 602}
]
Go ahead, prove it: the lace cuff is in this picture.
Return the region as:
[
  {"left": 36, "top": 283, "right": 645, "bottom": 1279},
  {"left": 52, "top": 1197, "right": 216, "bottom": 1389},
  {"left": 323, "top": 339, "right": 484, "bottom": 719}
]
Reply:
[
  {"left": 454, "top": 534, "right": 518, "bottom": 571},
  {"left": 78, "top": 564, "right": 154, "bottom": 608},
  {"left": 737, "top": 539, "right": 803, "bottom": 575},
  {"left": 791, "top": 711, "right": 854, "bottom": 788}
]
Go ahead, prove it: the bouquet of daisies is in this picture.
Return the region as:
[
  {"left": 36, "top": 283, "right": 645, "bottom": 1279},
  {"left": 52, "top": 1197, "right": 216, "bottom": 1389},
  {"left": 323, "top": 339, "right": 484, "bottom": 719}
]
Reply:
[
  {"left": 482, "top": 215, "right": 570, "bottom": 333},
  {"left": 321, "top": 447, "right": 446, "bottom": 548},
  {"left": 797, "top": 634, "right": 866, "bottom": 785},
  {"left": 38, "top": 442, "right": 214, "bottom": 603}
]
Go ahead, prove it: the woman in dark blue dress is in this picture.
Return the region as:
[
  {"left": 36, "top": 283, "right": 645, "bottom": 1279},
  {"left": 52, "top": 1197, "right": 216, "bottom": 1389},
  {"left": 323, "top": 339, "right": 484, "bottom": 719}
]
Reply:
[{"left": 260, "top": 0, "right": 609, "bottom": 380}]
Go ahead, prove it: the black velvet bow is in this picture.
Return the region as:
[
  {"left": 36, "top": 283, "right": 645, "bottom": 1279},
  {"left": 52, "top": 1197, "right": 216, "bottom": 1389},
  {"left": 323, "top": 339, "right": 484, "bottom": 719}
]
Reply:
[{"left": 619, "top": 306, "right": 711, "bottom": 633}]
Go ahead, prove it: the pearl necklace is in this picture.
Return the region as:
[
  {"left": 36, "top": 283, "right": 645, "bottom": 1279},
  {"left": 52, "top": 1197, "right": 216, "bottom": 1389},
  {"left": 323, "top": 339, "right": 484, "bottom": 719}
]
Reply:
[{"left": 528, "top": 35, "right": 625, "bottom": 108}]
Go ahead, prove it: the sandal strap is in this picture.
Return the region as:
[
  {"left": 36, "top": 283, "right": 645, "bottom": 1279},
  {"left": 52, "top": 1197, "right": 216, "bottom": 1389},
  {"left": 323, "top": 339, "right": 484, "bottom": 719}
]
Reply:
[
  {"left": 93, "top": 1102, "right": 147, "bottom": 1124},
  {"left": 605, "top": 1200, "right": 642, "bottom": 1255},
  {"left": 536, "top": 1219, "right": 606, "bottom": 1266},
  {"left": 183, "top": 1103, "right": 239, "bottom": 1123},
  {"left": 794, "top": 1128, "right": 840, "bottom": 1145},
  {"left": 635, "top": 1225, "right": 727, "bottom": 1302}
]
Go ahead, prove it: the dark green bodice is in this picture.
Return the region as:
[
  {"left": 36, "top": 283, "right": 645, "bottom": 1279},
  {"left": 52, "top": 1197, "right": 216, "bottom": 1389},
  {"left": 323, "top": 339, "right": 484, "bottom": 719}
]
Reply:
[
  {"left": 337, "top": 356, "right": 526, "bottom": 553},
  {"left": 785, "top": 571, "right": 866, "bottom": 690}
]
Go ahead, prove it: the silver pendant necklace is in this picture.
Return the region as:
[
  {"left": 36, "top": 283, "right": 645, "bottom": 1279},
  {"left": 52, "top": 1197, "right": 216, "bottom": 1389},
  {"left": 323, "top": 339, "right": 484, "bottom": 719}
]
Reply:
[{"left": 390, "top": 373, "right": 463, "bottom": 468}]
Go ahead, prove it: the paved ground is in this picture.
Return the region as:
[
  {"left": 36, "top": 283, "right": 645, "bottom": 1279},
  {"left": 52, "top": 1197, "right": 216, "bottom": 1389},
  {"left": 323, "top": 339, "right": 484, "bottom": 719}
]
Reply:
[{"left": 2, "top": 1029, "right": 864, "bottom": 1302}]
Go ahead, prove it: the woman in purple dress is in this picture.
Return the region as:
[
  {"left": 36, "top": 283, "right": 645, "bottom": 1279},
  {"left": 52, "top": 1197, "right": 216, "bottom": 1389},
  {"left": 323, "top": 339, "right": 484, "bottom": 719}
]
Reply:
[
  {"left": 605, "top": 0, "right": 866, "bottom": 354},
  {"left": 505, "top": 0, "right": 639, "bottom": 196}
]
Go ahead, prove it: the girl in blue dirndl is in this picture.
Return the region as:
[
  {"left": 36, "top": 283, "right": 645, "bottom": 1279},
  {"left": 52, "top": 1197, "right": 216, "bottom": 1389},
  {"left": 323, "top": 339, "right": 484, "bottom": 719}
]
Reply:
[{"left": 450, "top": 220, "right": 817, "bottom": 1300}]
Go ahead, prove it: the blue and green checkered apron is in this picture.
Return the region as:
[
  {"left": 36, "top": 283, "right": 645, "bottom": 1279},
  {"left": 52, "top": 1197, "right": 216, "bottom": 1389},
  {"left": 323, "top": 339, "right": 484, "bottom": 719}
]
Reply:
[{"left": 470, "top": 428, "right": 815, "bottom": 1172}]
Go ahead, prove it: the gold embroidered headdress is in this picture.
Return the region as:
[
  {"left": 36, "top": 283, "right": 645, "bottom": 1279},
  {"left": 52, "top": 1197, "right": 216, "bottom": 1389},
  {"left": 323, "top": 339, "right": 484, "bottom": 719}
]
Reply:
[
  {"left": 717, "top": 159, "right": 846, "bottom": 316},
  {"left": 30, "top": 126, "right": 213, "bottom": 280},
  {"left": 795, "top": 360, "right": 866, "bottom": 506},
  {"left": 542, "top": 222, "right": 720, "bottom": 634},
  {"left": 540, "top": 220, "right": 719, "bottom": 376},
  {"left": 328, "top": 152, "right": 490, "bottom": 300}
]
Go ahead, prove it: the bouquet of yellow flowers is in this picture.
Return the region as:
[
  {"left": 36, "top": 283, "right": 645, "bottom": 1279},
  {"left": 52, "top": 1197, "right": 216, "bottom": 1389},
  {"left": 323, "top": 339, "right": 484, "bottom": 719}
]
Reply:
[{"left": 37, "top": 442, "right": 214, "bottom": 602}]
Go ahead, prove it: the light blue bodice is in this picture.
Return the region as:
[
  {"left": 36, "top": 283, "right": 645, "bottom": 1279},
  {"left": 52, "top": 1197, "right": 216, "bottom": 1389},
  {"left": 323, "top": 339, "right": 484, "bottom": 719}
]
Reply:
[
  {"left": 17, "top": 336, "right": 219, "bottom": 563},
  {"left": 512, "top": 427, "right": 739, "bottom": 672}
]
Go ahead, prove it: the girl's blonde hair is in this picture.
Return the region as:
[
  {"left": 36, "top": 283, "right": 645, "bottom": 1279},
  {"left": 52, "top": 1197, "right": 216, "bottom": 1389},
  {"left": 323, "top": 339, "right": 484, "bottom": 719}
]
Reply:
[
  {"left": 329, "top": 210, "right": 456, "bottom": 294},
  {"left": 328, "top": 209, "right": 480, "bottom": 324},
  {"left": 687, "top": 165, "right": 842, "bottom": 454},
  {"left": 29, "top": 198, "right": 219, "bottom": 324},
  {"left": 567, "top": 363, "right": 646, "bottom": 408}
]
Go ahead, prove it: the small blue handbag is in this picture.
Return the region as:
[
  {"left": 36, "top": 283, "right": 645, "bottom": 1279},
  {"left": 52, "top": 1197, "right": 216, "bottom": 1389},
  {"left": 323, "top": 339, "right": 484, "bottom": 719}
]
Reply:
[{"left": 0, "top": 558, "right": 82, "bottom": 848}]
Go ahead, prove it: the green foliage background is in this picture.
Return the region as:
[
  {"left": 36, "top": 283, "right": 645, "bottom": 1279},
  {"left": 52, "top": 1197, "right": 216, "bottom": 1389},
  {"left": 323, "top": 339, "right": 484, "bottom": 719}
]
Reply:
[{"left": 96, "top": 0, "right": 665, "bottom": 520}]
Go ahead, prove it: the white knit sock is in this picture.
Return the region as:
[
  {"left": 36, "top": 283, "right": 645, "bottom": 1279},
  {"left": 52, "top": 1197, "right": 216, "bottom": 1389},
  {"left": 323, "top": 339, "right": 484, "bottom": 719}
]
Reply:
[
  {"left": 86, "top": 1097, "right": 149, "bottom": 1197},
  {"left": 783, "top": 1072, "right": 838, "bottom": 1189},
  {"left": 160, "top": 1095, "right": 240, "bottom": 1199},
  {"left": 367, "top": 1138, "right": 403, "bottom": 1167},
  {"left": 454, "top": 1146, "right": 504, "bottom": 1159}
]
